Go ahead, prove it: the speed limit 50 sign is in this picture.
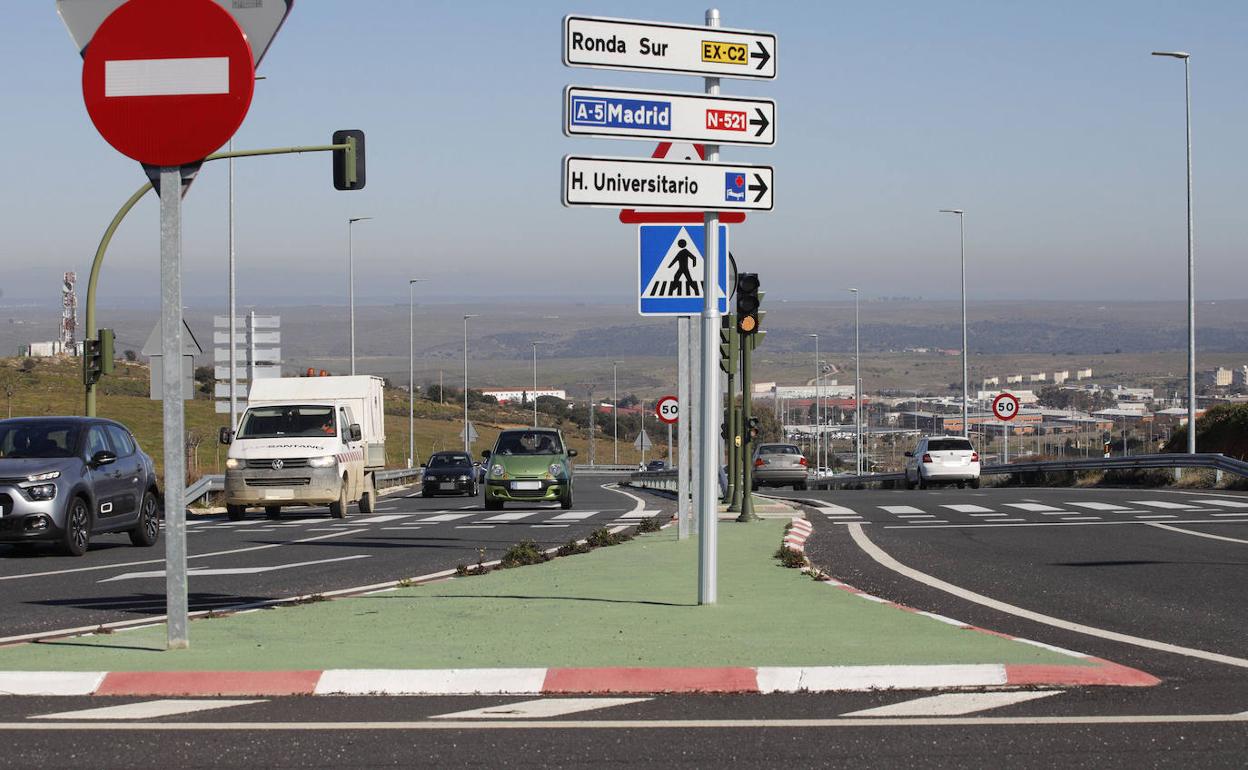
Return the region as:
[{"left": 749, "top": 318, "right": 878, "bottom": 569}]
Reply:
[
  {"left": 655, "top": 395, "right": 679, "bottom": 424},
  {"left": 992, "top": 392, "right": 1020, "bottom": 422}
]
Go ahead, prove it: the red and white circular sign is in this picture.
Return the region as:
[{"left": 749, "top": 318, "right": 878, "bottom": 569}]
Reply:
[
  {"left": 82, "top": 0, "right": 256, "bottom": 167},
  {"left": 992, "top": 392, "right": 1020, "bottom": 422},
  {"left": 655, "top": 395, "right": 679, "bottom": 424}
]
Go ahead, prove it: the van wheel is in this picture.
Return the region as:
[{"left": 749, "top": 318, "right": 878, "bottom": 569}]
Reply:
[
  {"left": 957, "top": 481, "right": 966, "bottom": 489},
  {"left": 264, "top": 506, "right": 282, "bottom": 519},
  {"left": 129, "top": 491, "right": 160, "bottom": 547},
  {"left": 358, "top": 475, "right": 375, "bottom": 514},
  {"left": 61, "top": 497, "right": 92, "bottom": 557},
  {"left": 226, "top": 504, "right": 246, "bottom": 521},
  {"left": 329, "top": 481, "right": 348, "bottom": 519}
]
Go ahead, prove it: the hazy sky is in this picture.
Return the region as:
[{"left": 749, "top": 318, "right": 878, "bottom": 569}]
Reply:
[{"left": 2, "top": 0, "right": 1246, "bottom": 309}]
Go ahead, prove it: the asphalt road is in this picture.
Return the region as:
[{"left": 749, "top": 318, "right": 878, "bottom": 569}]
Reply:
[{"left": 0, "top": 473, "right": 665, "bottom": 641}]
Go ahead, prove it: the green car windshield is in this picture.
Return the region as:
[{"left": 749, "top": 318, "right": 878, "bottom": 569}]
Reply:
[{"left": 493, "top": 432, "right": 563, "bottom": 456}]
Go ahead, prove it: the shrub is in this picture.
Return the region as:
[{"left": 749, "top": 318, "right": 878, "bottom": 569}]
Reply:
[
  {"left": 587, "top": 527, "right": 632, "bottom": 548},
  {"left": 556, "top": 539, "right": 592, "bottom": 557},
  {"left": 635, "top": 515, "right": 665, "bottom": 534},
  {"left": 501, "top": 539, "right": 550, "bottom": 568},
  {"left": 775, "top": 545, "right": 806, "bottom": 569}
]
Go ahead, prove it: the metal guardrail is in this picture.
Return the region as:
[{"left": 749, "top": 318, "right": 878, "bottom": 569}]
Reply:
[
  {"left": 620, "top": 452, "right": 1248, "bottom": 494},
  {"left": 185, "top": 475, "right": 223, "bottom": 506}
]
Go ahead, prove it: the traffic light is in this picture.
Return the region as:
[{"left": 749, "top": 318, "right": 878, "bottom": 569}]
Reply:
[
  {"left": 98, "top": 329, "right": 115, "bottom": 376},
  {"left": 332, "top": 129, "right": 366, "bottom": 191},
  {"left": 718, "top": 315, "right": 738, "bottom": 374},
  {"left": 745, "top": 416, "right": 761, "bottom": 444},
  {"left": 82, "top": 338, "right": 100, "bottom": 386},
  {"left": 736, "top": 273, "right": 761, "bottom": 334}
]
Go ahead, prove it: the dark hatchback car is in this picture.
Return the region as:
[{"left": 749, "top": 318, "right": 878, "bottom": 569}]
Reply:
[
  {"left": 0, "top": 417, "right": 160, "bottom": 556},
  {"left": 421, "top": 451, "right": 479, "bottom": 497}
]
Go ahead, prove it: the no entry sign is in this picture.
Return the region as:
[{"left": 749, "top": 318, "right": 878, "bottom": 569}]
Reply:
[
  {"left": 992, "top": 392, "right": 1020, "bottom": 422},
  {"left": 655, "top": 395, "right": 680, "bottom": 424},
  {"left": 81, "top": 0, "right": 256, "bottom": 167}
]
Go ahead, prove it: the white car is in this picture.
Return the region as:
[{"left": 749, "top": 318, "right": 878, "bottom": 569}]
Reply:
[{"left": 903, "top": 436, "right": 981, "bottom": 489}]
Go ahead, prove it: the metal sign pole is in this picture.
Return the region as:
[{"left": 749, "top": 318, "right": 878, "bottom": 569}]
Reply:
[
  {"left": 689, "top": 310, "right": 700, "bottom": 536},
  {"left": 698, "top": 7, "right": 723, "bottom": 606},
  {"left": 159, "top": 166, "right": 189, "bottom": 649},
  {"left": 677, "top": 316, "right": 691, "bottom": 539}
]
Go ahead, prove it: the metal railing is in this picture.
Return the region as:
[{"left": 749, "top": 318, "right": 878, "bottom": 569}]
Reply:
[{"left": 620, "top": 452, "right": 1248, "bottom": 494}]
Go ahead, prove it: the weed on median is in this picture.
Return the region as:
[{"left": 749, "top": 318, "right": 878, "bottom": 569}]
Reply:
[
  {"left": 587, "top": 527, "right": 633, "bottom": 548},
  {"left": 556, "top": 539, "right": 592, "bottom": 557},
  {"left": 775, "top": 545, "right": 807, "bottom": 569},
  {"left": 501, "top": 539, "right": 550, "bottom": 568},
  {"left": 635, "top": 515, "right": 666, "bottom": 534}
]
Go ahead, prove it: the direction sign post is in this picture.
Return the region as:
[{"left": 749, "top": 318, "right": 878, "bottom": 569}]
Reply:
[
  {"left": 992, "top": 392, "right": 1020, "bottom": 464},
  {"left": 78, "top": 0, "right": 258, "bottom": 650},
  {"left": 677, "top": 319, "right": 690, "bottom": 540}
]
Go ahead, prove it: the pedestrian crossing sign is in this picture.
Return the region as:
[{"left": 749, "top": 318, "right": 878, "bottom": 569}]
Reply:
[{"left": 638, "top": 224, "right": 728, "bottom": 316}]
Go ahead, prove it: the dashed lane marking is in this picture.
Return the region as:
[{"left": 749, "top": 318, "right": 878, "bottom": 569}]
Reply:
[
  {"left": 1005, "top": 503, "right": 1064, "bottom": 513},
  {"left": 1059, "top": 516, "right": 1101, "bottom": 521},
  {"left": 1134, "top": 514, "right": 1177, "bottom": 520},
  {"left": 1130, "top": 500, "right": 1197, "bottom": 510},
  {"left": 353, "top": 515, "right": 413, "bottom": 524},
  {"left": 429, "top": 698, "right": 650, "bottom": 720},
  {"left": 33, "top": 700, "right": 265, "bottom": 721},
  {"left": 455, "top": 525, "right": 494, "bottom": 530},
  {"left": 968, "top": 513, "right": 1005, "bottom": 518},
  {"left": 1067, "top": 502, "right": 1130, "bottom": 511},
  {"left": 879, "top": 506, "right": 924, "bottom": 514},
  {"left": 1196, "top": 498, "right": 1248, "bottom": 508},
  {"left": 414, "top": 514, "right": 475, "bottom": 523},
  {"left": 484, "top": 512, "right": 549, "bottom": 522},
  {"left": 942, "top": 504, "right": 994, "bottom": 513},
  {"left": 549, "top": 511, "right": 598, "bottom": 521},
  {"left": 841, "top": 691, "right": 1063, "bottom": 718}
]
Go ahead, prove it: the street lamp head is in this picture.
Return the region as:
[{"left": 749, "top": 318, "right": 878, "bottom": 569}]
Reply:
[
  {"left": 807, "top": 333, "right": 818, "bottom": 339},
  {"left": 463, "top": 314, "right": 479, "bottom": 320},
  {"left": 348, "top": 216, "right": 373, "bottom": 224},
  {"left": 848, "top": 288, "right": 859, "bottom": 293},
  {"left": 939, "top": 209, "right": 964, "bottom": 215},
  {"left": 408, "top": 278, "right": 427, "bottom": 284},
  {"left": 1151, "top": 51, "right": 1190, "bottom": 59}
]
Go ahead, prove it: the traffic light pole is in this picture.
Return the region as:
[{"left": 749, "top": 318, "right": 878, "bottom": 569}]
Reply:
[
  {"left": 738, "top": 332, "right": 759, "bottom": 521},
  {"left": 83, "top": 142, "right": 356, "bottom": 416}
]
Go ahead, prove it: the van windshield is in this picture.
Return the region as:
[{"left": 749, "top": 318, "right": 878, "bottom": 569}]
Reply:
[
  {"left": 238, "top": 406, "right": 336, "bottom": 439},
  {"left": 493, "top": 432, "right": 563, "bottom": 456}
]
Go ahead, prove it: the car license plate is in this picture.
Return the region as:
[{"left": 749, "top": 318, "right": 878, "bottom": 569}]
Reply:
[
  {"left": 439, "top": 482, "right": 457, "bottom": 491},
  {"left": 263, "top": 489, "right": 294, "bottom": 500},
  {"left": 511, "top": 481, "right": 542, "bottom": 491}
]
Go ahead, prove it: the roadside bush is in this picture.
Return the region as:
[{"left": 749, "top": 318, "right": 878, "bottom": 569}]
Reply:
[
  {"left": 556, "top": 539, "right": 592, "bottom": 557},
  {"left": 587, "top": 527, "right": 632, "bottom": 548},
  {"left": 775, "top": 545, "right": 806, "bottom": 569},
  {"left": 635, "top": 515, "right": 665, "bottom": 534},
  {"left": 500, "top": 539, "right": 550, "bottom": 568}
]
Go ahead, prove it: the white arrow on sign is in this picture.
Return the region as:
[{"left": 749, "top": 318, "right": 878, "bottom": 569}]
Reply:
[
  {"left": 564, "top": 15, "right": 776, "bottom": 80},
  {"left": 563, "top": 155, "right": 772, "bottom": 211},
  {"left": 565, "top": 86, "right": 775, "bottom": 146}
]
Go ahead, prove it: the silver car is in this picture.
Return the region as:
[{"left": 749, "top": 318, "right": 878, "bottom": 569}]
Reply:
[
  {"left": 751, "top": 442, "right": 810, "bottom": 491},
  {"left": 0, "top": 417, "right": 160, "bottom": 556}
]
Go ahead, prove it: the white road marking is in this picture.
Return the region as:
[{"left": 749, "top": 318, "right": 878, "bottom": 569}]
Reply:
[
  {"left": 280, "top": 518, "right": 327, "bottom": 525},
  {"left": 34, "top": 699, "right": 263, "bottom": 721},
  {"left": 1134, "top": 514, "right": 1177, "bottom": 520},
  {"left": 484, "top": 512, "right": 546, "bottom": 522},
  {"left": 549, "top": 511, "right": 598, "bottom": 520},
  {"left": 1147, "top": 523, "right": 1248, "bottom": 545},
  {"left": 968, "top": 513, "right": 1005, "bottom": 518},
  {"left": 1005, "top": 503, "right": 1064, "bottom": 512},
  {"left": 0, "top": 714, "right": 1247, "bottom": 731},
  {"left": 455, "top": 525, "right": 495, "bottom": 530},
  {"left": 847, "top": 522, "right": 1248, "bottom": 669},
  {"left": 1131, "top": 500, "right": 1196, "bottom": 510},
  {"left": 817, "top": 504, "right": 860, "bottom": 516},
  {"left": 1197, "top": 498, "right": 1248, "bottom": 508},
  {"left": 532, "top": 524, "right": 570, "bottom": 528},
  {"left": 100, "top": 555, "right": 370, "bottom": 582},
  {"left": 353, "top": 515, "right": 412, "bottom": 524},
  {"left": 842, "top": 691, "right": 1062, "bottom": 717},
  {"left": 1210, "top": 513, "right": 1248, "bottom": 517},
  {"left": 429, "top": 698, "right": 649, "bottom": 720},
  {"left": 906, "top": 520, "right": 950, "bottom": 525},
  {"left": 380, "top": 526, "right": 424, "bottom": 531},
  {"left": 879, "top": 506, "right": 924, "bottom": 514},
  {"left": 415, "top": 514, "right": 475, "bottom": 523},
  {"left": 884, "top": 518, "right": 1248, "bottom": 530},
  {"left": 1059, "top": 516, "right": 1101, "bottom": 521},
  {"left": 942, "top": 504, "right": 994, "bottom": 513},
  {"left": 894, "top": 514, "right": 934, "bottom": 519},
  {"left": 1067, "top": 502, "right": 1129, "bottom": 511}
]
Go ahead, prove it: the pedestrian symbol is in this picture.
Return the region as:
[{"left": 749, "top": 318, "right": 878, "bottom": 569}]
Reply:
[{"left": 638, "top": 224, "right": 728, "bottom": 316}]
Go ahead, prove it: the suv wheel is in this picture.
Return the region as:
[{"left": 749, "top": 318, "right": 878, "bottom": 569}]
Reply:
[
  {"left": 128, "top": 491, "right": 160, "bottom": 547},
  {"left": 61, "top": 497, "right": 92, "bottom": 557}
]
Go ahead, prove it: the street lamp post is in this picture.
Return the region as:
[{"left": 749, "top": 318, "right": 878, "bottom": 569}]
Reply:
[
  {"left": 347, "top": 216, "right": 372, "bottom": 376},
  {"left": 807, "top": 334, "right": 820, "bottom": 472},
  {"left": 612, "top": 360, "right": 622, "bottom": 464},
  {"left": 849, "top": 288, "right": 861, "bottom": 475},
  {"left": 530, "top": 340, "right": 542, "bottom": 427},
  {"left": 1152, "top": 51, "right": 1196, "bottom": 454},
  {"left": 408, "top": 279, "right": 427, "bottom": 468},
  {"left": 940, "top": 209, "right": 969, "bottom": 437},
  {"left": 462, "top": 314, "right": 478, "bottom": 453}
]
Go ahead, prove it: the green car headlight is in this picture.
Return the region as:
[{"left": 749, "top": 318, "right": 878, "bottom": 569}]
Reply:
[
  {"left": 548, "top": 464, "right": 563, "bottom": 478},
  {"left": 491, "top": 464, "right": 505, "bottom": 477}
]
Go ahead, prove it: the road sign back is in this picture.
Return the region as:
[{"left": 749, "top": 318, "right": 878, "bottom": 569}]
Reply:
[
  {"left": 638, "top": 225, "right": 728, "bottom": 316},
  {"left": 81, "top": 0, "right": 256, "bottom": 167}
]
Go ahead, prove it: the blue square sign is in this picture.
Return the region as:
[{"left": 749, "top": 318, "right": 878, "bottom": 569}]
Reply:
[
  {"left": 638, "top": 225, "right": 729, "bottom": 316},
  {"left": 724, "top": 172, "right": 747, "bottom": 203}
]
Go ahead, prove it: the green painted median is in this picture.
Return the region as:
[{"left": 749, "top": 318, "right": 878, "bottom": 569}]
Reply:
[{"left": 0, "top": 521, "right": 1092, "bottom": 671}]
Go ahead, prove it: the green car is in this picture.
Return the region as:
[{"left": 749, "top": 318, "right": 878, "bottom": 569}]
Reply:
[{"left": 482, "top": 428, "right": 577, "bottom": 510}]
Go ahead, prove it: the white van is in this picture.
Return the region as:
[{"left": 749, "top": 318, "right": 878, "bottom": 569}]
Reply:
[{"left": 220, "top": 376, "right": 386, "bottom": 520}]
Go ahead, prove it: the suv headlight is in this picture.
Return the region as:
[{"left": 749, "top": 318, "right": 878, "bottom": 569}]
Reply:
[
  {"left": 225, "top": 458, "right": 242, "bottom": 470},
  {"left": 23, "top": 483, "right": 56, "bottom": 501},
  {"left": 491, "top": 464, "right": 505, "bottom": 477},
  {"left": 308, "top": 455, "right": 337, "bottom": 468},
  {"left": 26, "top": 470, "right": 60, "bottom": 482}
]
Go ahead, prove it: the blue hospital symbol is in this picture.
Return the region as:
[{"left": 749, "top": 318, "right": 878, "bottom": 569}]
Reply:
[{"left": 724, "top": 172, "right": 746, "bottom": 202}]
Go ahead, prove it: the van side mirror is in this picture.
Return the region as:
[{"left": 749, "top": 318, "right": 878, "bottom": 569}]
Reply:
[
  {"left": 219, "top": 427, "right": 233, "bottom": 445},
  {"left": 91, "top": 450, "right": 117, "bottom": 468},
  {"left": 567, "top": 449, "right": 578, "bottom": 458},
  {"left": 349, "top": 424, "right": 362, "bottom": 442}
]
